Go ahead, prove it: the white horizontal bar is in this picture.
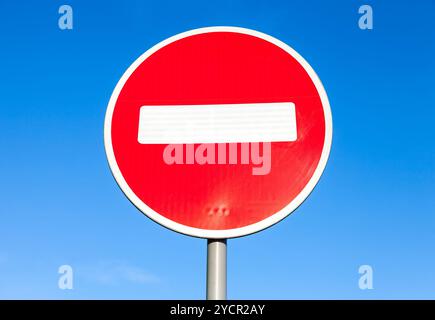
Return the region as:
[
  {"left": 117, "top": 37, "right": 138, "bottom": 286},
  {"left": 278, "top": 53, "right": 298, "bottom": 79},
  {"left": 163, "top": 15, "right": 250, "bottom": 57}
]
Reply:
[{"left": 137, "top": 102, "right": 297, "bottom": 144}]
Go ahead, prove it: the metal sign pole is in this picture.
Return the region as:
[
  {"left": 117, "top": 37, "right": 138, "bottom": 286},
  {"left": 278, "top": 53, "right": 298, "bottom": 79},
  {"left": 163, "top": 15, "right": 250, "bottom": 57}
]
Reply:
[{"left": 206, "top": 239, "right": 227, "bottom": 300}]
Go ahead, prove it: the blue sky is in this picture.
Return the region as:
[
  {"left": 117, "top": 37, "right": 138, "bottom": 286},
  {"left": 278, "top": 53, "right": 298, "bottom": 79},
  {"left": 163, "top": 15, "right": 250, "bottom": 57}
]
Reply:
[{"left": 0, "top": 0, "right": 434, "bottom": 299}]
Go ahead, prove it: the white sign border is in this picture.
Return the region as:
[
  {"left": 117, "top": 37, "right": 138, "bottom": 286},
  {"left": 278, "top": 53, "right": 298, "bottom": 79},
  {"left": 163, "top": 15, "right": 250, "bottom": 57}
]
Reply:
[{"left": 104, "top": 26, "right": 333, "bottom": 239}]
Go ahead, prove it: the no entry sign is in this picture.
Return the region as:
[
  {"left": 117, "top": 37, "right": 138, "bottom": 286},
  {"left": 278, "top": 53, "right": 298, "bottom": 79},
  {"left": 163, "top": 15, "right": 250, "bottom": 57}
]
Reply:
[{"left": 104, "top": 27, "right": 332, "bottom": 239}]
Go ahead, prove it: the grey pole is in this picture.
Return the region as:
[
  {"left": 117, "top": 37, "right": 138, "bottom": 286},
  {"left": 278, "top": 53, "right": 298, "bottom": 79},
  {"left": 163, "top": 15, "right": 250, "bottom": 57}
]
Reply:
[{"left": 206, "top": 239, "right": 227, "bottom": 300}]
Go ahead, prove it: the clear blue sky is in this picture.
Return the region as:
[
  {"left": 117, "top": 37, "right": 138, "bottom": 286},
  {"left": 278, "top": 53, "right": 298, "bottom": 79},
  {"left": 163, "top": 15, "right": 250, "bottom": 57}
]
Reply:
[{"left": 0, "top": 0, "right": 434, "bottom": 299}]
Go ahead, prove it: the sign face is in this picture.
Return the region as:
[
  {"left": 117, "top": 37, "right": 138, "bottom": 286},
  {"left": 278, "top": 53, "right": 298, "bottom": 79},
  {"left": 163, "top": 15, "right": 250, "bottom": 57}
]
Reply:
[{"left": 104, "top": 27, "right": 332, "bottom": 238}]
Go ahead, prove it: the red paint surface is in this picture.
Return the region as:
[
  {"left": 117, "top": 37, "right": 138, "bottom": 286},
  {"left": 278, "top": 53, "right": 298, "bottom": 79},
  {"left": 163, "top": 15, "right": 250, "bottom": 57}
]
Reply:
[{"left": 111, "top": 32, "right": 325, "bottom": 230}]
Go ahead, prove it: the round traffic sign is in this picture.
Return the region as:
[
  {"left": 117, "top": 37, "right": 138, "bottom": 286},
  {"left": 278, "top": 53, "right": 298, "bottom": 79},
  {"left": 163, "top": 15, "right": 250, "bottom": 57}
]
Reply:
[{"left": 104, "top": 26, "right": 332, "bottom": 238}]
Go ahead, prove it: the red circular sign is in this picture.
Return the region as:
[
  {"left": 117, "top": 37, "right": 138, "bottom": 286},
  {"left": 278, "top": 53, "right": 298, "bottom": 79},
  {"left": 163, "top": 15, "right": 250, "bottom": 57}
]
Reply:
[{"left": 104, "top": 27, "right": 332, "bottom": 238}]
